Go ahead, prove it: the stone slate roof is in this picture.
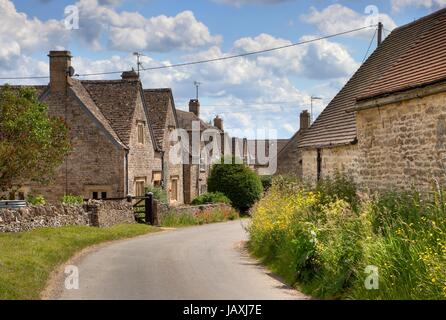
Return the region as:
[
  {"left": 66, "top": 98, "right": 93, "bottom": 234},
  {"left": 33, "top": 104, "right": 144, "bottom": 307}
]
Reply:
[
  {"left": 69, "top": 79, "right": 126, "bottom": 148},
  {"left": 80, "top": 79, "right": 143, "bottom": 147},
  {"left": 2, "top": 78, "right": 160, "bottom": 150},
  {"left": 176, "top": 109, "right": 215, "bottom": 131},
  {"left": 144, "top": 88, "right": 179, "bottom": 149},
  {"left": 297, "top": 8, "right": 445, "bottom": 148},
  {"left": 358, "top": 8, "right": 446, "bottom": 100}
]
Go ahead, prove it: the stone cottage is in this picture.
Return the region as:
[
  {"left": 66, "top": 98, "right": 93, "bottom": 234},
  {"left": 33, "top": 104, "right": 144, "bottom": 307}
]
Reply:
[
  {"left": 177, "top": 99, "right": 224, "bottom": 203},
  {"left": 144, "top": 88, "right": 184, "bottom": 205},
  {"left": 278, "top": 10, "right": 445, "bottom": 184},
  {"left": 276, "top": 110, "right": 310, "bottom": 176},
  {"left": 7, "top": 51, "right": 169, "bottom": 203},
  {"left": 353, "top": 8, "right": 446, "bottom": 191}
]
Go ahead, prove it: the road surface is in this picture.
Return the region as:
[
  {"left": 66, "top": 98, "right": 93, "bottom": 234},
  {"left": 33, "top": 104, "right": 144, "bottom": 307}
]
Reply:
[{"left": 55, "top": 220, "right": 307, "bottom": 300}]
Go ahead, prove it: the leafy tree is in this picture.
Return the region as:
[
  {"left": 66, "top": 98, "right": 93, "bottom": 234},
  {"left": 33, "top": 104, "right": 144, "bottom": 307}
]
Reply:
[
  {"left": 207, "top": 157, "right": 263, "bottom": 212},
  {"left": 0, "top": 85, "right": 71, "bottom": 191}
]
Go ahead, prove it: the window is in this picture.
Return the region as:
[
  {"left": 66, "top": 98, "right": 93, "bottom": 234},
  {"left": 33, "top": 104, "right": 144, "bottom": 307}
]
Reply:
[
  {"left": 152, "top": 171, "right": 162, "bottom": 187},
  {"left": 84, "top": 185, "right": 112, "bottom": 200},
  {"left": 170, "top": 177, "right": 178, "bottom": 202},
  {"left": 135, "top": 179, "right": 146, "bottom": 197},
  {"left": 137, "top": 121, "right": 145, "bottom": 144},
  {"left": 92, "top": 192, "right": 107, "bottom": 200}
]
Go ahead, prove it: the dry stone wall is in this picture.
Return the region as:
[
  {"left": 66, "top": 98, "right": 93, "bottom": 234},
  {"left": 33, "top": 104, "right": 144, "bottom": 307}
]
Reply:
[{"left": 0, "top": 200, "right": 135, "bottom": 233}]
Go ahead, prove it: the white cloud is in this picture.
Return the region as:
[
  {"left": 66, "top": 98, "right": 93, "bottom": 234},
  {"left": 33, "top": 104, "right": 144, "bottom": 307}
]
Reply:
[
  {"left": 0, "top": 0, "right": 68, "bottom": 64},
  {"left": 214, "top": 0, "right": 292, "bottom": 7},
  {"left": 75, "top": 0, "right": 222, "bottom": 52},
  {"left": 0, "top": 0, "right": 356, "bottom": 138},
  {"left": 392, "top": 0, "right": 446, "bottom": 11},
  {"left": 301, "top": 4, "right": 397, "bottom": 38}
]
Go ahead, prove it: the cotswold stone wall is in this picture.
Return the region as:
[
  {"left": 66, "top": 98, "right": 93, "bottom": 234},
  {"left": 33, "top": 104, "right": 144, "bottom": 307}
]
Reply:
[
  {"left": 301, "top": 144, "right": 359, "bottom": 184},
  {"left": 356, "top": 91, "right": 446, "bottom": 191},
  {"left": 0, "top": 200, "right": 134, "bottom": 233},
  {"left": 86, "top": 200, "right": 135, "bottom": 228}
]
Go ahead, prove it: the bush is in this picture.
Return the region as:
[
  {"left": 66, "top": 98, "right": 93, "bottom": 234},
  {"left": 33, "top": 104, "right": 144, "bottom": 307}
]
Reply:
[
  {"left": 191, "top": 192, "right": 231, "bottom": 206},
  {"left": 260, "top": 175, "right": 273, "bottom": 192},
  {"left": 249, "top": 175, "right": 446, "bottom": 300},
  {"left": 145, "top": 186, "right": 167, "bottom": 204},
  {"left": 27, "top": 195, "right": 45, "bottom": 206},
  {"left": 160, "top": 206, "right": 239, "bottom": 227},
  {"left": 62, "top": 195, "right": 84, "bottom": 205},
  {"left": 207, "top": 157, "right": 263, "bottom": 212}
]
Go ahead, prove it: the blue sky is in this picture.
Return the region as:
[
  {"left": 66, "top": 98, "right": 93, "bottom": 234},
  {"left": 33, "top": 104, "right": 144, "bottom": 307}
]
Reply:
[{"left": 1, "top": 0, "right": 445, "bottom": 138}]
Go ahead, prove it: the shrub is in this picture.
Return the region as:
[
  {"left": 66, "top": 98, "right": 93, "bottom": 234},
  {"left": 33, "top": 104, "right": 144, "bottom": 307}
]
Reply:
[
  {"left": 207, "top": 157, "right": 263, "bottom": 212},
  {"left": 191, "top": 192, "right": 231, "bottom": 206},
  {"left": 249, "top": 175, "right": 446, "bottom": 300},
  {"left": 160, "top": 206, "right": 239, "bottom": 227},
  {"left": 27, "top": 195, "right": 45, "bottom": 206},
  {"left": 62, "top": 195, "right": 84, "bottom": 205},
  {"left": 260, "top": 175, "right": 273, "bottom": 192},
  {"left": 145, "top": 186, "right": 167, "bottom": 204}
]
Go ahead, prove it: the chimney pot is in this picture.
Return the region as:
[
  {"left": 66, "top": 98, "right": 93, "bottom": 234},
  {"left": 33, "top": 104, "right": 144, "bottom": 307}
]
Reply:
[
  {"left": 48, "top": 50, "right": 72, "bottom": 93},
  {"left": 300, "top": 110, "right": 310, "bottom": 131},
  {"left": 189, "top": 99, "right": 200, "bottom": 117}
]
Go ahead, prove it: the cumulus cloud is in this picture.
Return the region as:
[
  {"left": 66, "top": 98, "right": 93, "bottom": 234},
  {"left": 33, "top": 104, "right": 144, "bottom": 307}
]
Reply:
[
  {"left": 74, "top": 0, "right": 221, "bottom": 52},
  {"left": 0, "top": 0, "right": 68, "bottom": 64},
  {"left": 301, "top": 4, "right": 397, "bottom": 38},
  {"left": 391, "top": 0, "right": 446, "bottom": 11},
  {"left": 214, "top": 0, "right": 292, "bottom": 7},
  {"left": 0, "top": 0, "right": 358, "bottom": 138}
]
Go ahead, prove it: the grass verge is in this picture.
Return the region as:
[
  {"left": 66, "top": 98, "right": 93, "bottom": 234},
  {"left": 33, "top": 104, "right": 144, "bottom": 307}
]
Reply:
[
  {"left": 0, "top": 224, "right": 159, "bottom": 300},
  {"left": 160, "top": 206, "right": 239, "bottom": 227},
  {"left": 248, "top": 175, "right": 446, "bottom": 300}
]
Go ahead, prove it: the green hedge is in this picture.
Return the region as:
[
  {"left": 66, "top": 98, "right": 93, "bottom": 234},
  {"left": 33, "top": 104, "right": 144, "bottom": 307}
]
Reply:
[
  {"left": 191, "top": 192, "right": 231, "bottom": 206},
  {"left": 207, "top": 158, "right": 263, "bottom": 212}
]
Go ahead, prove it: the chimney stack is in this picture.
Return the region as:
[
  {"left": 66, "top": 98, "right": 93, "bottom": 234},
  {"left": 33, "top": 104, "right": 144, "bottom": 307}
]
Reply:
[
  {"left": 213, "top": 115, "right": 224, "bottom": 131},
  {"left": 48, "top": 51, "right": 72, "bottom": 93},
  {"left": 300, "top": 110, "right": 310, "bottom": 131},
  {"left": 377, "top": 22, "right": 383, "bottom": 46},
  {"left": 189, "top": 99, "right": 200, "bottom": 117},
  {"left": 121, "top": 69, "right": 139, "bottom": 81}
]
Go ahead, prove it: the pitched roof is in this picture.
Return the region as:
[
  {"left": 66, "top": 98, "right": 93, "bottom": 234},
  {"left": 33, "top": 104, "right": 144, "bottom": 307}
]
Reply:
[
  {"left": 358, "top": 9, "right": 446, "bottom": 100},
  {"left": 69, "top": 79, "right": 125, "bottom": 149},
  {"left": 144, "top": 88, "right": 178, "bottom": 148},
  {"left": 176, "top": 109, "right": 214, "bottom": 131},
  {"left": 297, "top": 8, "right": 446, "bottom": 148},
  {"left": 80, "top": 79, "right": 142, "bottom": 146}
]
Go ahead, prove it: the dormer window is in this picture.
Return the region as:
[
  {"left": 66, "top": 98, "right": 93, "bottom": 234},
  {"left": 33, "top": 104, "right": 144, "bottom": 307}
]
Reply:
[{"left": 137, "top": 121, "right": 145, "bottom": 144}]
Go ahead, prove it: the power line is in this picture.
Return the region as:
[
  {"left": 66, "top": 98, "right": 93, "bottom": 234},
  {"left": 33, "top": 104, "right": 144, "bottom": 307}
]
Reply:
[
  {"left": 140, "top": 25, "right": 376, "bottom": 71},
  {"left": 362, "top": 27, "right": 377, "bottom": 64},
  {"left": 0, "top": 25, "right": 376, "bottom": 81}
]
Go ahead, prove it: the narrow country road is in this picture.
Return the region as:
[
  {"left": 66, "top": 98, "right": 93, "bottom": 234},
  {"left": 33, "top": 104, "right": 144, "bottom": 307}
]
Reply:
[{"left": 55, "top": 220, "right": 308, "bottom": 300}]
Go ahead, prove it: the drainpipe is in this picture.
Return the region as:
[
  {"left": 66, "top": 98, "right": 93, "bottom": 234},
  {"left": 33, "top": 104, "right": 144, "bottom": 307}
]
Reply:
[
  {"left": 125, "top": 150, "right": 129, "bottom": 196},
  {"left": 161, "top": 151, "right": 166, "bottom": 189}
]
